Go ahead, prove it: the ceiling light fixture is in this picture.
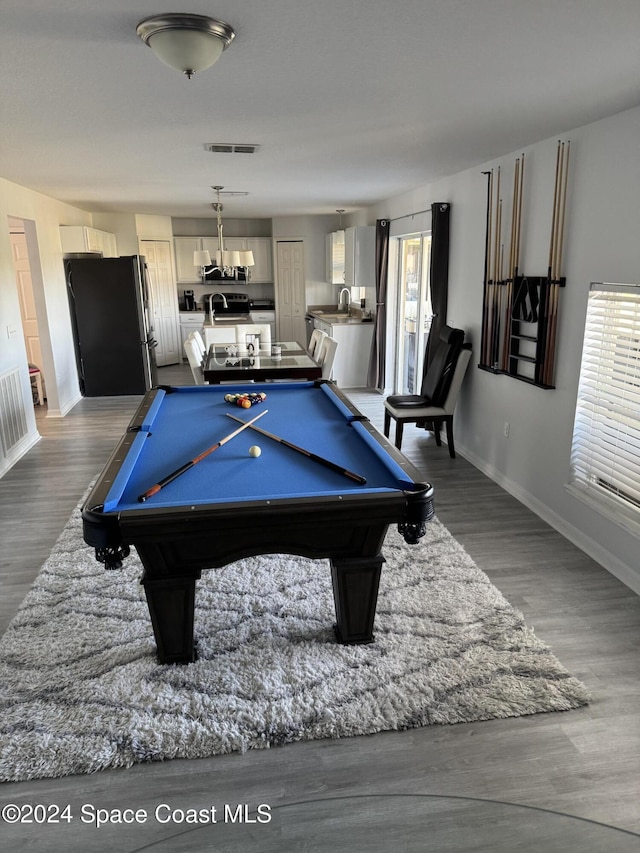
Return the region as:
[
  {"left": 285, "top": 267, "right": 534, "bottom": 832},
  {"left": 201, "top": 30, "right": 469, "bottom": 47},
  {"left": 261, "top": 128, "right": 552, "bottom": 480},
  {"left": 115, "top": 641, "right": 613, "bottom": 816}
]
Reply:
[
  {"left": 194, "top": 186, "right": 254, "bottom": 282},
  {"left": 136, "top": 13, "right": 235, "bottom": 79}
]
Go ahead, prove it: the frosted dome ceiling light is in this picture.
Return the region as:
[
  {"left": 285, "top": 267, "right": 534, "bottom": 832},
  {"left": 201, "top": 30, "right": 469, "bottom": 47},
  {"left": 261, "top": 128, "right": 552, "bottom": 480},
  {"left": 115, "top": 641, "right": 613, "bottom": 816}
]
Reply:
[{"left": 136, "top": 13, "right": 236, "bottom": 79}]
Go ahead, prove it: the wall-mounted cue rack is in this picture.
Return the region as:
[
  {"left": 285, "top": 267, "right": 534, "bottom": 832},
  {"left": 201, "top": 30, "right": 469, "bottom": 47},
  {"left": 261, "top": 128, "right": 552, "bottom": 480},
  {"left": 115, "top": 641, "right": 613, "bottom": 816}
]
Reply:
[{"left": 479, "top": 140, "right": 570, "bottom": 389}]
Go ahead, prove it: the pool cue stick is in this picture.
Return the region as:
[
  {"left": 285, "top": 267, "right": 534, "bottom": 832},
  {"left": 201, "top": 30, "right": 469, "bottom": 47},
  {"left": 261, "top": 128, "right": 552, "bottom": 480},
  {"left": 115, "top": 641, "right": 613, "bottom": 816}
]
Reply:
[
  {"left": 541, "top": 141, "right": 563, "bottom": 384},
  {"left": 502, "top": 157, "right": 519, "bottom": 370},
  {"left": 546, "top": 141, "right": 570, "bottom": 385},
  {"left": 508, "top": 154, "right": 525, "bottom": 371},
  {"left": 547, "top": 141, "right": 565, "bottom": 384},
  {"left": 494, "top": 170, "right": 502, "bottom": 367},
  {"left": 137, "top": 409, "right": 268, "bottom": 502},
  {"left": 496, "top": 237, "right": 504, "bottom": 365},
  {"left": 491, "top": 188, "right": 502, "bottom": 367},
  {"left": 512, "top": 154, "right": 525, "bottom": 362},
  {"left": 515, "top": 153, "right": 525, "bottom": 276},
  {"left": 225, "top": 413, "right": 367, "bottom": 485},
  {"left": 486, "top": 169, "right": 495, "bottom": 366},
  {"left": 481, "top": 170, "right": 493, "bottom": 366},
  {"left": 556, "top": 140, "right": 570, "bottom": 278},
  {"left": 481, "top": 170, "right": 493, "bottom": 367}
]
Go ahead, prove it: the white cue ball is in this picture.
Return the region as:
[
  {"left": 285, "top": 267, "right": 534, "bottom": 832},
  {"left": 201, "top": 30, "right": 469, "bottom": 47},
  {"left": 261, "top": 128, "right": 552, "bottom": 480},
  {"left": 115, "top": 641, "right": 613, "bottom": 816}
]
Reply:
[{"left": 249, "top": 445, "right": 262, "bottom": 458}]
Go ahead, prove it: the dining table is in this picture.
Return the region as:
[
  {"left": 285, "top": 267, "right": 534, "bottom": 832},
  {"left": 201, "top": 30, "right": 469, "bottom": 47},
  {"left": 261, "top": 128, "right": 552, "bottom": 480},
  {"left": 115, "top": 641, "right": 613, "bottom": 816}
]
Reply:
[{"left": 202, "top": 340, "right": 322, "bottom": 384}]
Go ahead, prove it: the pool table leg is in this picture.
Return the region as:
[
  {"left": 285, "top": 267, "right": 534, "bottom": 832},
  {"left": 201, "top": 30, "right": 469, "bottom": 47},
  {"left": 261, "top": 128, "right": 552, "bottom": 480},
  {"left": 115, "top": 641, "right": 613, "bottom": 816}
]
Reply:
[
  {"left": 141, "top": 573, "right": 200, "bottom": 664},
  {"left": 331, "top": 554, "right": 384, "bottom": 644}
]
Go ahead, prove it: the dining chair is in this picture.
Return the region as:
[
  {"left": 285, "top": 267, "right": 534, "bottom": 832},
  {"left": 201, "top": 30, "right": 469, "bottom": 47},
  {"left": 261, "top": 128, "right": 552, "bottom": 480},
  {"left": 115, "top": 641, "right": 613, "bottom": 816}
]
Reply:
[
  {"left": 308, "top": 328, "right": 327, "bottom": 359},
  {"left": 383, "top": 326, "right": 471, "bottom": 456},
  {"left": 203, "top": 326, "right": 237, "bottom": 348},
  {"left": 186, "top": 330, "right": 205, "bottom": 360},
  {"left": 236, "top": 324, "right": 271, "bottom": 349},
  {"left": 192, "top": 329, "right": 206, "bottom": 355},
  {"left": 317, "top": 336, "right": 338, "bottom": 381},
  {"left": 183, "top": 335, "right": 206, "bottom": 385},
  {"left": 29, "top": 363, "right": 44, "bottom": 406}
]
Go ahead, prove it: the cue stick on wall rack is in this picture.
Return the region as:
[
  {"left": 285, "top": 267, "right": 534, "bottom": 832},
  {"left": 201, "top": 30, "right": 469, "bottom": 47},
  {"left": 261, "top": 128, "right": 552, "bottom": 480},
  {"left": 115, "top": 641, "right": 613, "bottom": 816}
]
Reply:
[
  {"left": 501, "top": 154, "right": 525, "bottom": 371},
  {"left": 481, "top": 166, "right": 501, "bottom": 369},
  {"left": 491, "top": 169, "right": 502, "bottom": 368},
  {"left": 480, "top": 169, "right": 493, "bottom": 367},
  {"left": 542, "top": 140, "right": 570, "bottom": 386},
  {"left": 226, "top": 413, "right": 368, "bottom": 484},
  {"left": 543, "top": 141, "right": 563, "bottom": 384},
  {"left": 137, "top": 409, "right": 268, "bottom": 502}
]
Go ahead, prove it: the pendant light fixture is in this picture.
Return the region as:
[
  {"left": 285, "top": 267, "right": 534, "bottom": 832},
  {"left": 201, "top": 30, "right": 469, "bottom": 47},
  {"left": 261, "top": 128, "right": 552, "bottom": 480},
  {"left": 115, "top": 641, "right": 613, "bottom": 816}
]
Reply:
[
  {"left": 194, "top": 187, "right": 255, "bottom": 282},
  {"left": 136, "top": 13, "right": 235, "bottom": 79}
]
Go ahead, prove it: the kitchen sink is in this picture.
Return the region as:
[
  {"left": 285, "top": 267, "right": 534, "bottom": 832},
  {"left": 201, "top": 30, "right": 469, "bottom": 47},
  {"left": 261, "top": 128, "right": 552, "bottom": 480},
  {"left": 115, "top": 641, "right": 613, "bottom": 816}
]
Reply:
[{"left": 315, "top": 312, "right": 352, "bottom": 320}]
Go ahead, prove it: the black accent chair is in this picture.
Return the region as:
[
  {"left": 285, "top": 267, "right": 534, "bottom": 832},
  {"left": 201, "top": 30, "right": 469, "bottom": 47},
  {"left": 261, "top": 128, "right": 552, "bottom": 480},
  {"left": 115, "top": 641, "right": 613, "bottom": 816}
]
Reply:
[{"left": 383, "top": 326, "right": 471, "bottom": 456}]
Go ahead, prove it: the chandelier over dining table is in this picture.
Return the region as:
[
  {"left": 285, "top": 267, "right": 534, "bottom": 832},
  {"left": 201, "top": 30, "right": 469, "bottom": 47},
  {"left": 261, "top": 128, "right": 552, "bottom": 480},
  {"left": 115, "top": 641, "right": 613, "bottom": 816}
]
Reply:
[{"left": 194, "top": 186, "right": 255, "bottom": 281}]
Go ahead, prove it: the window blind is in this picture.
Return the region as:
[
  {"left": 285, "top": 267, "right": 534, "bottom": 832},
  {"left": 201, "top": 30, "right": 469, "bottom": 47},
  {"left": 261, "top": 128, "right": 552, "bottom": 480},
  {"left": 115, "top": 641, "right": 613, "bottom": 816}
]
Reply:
[{"left": 569, "top": 282, "right": 640, "bottom": 522}]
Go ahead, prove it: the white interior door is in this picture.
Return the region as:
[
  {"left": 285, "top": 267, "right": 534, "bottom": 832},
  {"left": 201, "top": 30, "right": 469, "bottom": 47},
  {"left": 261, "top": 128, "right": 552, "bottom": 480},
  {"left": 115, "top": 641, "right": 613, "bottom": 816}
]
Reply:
[
  {"left": 11, "top": 230, "right": 43, "bottom": 369},
  {"left": 276, "top": 240, "right": 306, "bottom": 342},
  {"left": 141, "top": 240, "right": 180, "bottom": 366}
]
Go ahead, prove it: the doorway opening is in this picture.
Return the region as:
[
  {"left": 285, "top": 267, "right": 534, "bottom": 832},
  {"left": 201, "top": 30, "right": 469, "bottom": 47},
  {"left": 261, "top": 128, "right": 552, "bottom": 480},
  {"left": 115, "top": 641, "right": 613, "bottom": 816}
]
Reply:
[{"left": 7, "top": 216, "right": 52, "bottom": 415}]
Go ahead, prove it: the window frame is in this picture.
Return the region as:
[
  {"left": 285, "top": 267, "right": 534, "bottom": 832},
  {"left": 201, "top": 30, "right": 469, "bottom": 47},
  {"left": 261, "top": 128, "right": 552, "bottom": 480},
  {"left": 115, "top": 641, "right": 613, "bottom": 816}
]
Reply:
[{"left": 567, "top": 281, "right": 640, "bottom": 536}]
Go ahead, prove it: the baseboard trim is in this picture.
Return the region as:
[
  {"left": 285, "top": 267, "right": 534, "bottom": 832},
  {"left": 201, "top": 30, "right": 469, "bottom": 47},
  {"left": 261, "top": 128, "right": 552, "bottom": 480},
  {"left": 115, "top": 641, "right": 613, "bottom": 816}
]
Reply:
[
  {"left": 46, "top": 391, "right": 83, "bottom": 418},
  {"left": 456, "top": 440, "right": 640, "bottom": 597},
  {"left": 0, "top": 430, "right": 41, "bottom": 479}
]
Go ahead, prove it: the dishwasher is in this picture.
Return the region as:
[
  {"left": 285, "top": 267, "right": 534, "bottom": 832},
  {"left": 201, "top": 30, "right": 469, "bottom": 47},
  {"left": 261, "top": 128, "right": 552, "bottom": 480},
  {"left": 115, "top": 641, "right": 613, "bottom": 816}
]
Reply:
[{"left": 304, "top": 314, "right": 316, "bottom": 347}]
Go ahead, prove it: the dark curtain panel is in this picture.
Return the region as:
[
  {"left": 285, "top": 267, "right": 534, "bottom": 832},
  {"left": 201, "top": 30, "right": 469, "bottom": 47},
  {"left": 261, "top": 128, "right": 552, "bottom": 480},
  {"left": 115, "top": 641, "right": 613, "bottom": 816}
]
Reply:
[
  {"left": 367, "top": 218, "right": 390, "bottom": 390},
  {"left": 424, "top": 202, "right": 451, "bottom": 375}
]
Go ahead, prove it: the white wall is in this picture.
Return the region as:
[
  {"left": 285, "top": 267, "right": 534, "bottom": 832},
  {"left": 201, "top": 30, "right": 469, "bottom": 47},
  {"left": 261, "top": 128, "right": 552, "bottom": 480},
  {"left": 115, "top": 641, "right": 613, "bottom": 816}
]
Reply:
[
  {"left": 365, "top": 105, "right": 640, "bottom": 593},
  {"left": 0, "top": 178, "right": 92, "bottom": 427}
]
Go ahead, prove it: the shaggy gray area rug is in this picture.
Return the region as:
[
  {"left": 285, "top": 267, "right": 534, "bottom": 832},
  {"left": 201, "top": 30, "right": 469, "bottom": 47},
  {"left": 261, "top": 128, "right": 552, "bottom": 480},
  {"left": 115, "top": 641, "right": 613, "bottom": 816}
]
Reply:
[{"left": 0, "top": 502, "right": 589, "bottom": 782}]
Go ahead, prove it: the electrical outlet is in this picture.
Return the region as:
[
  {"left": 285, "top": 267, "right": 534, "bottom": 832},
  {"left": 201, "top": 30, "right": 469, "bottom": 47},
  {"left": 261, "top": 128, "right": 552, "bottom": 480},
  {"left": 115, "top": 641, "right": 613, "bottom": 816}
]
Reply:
[{"left": 503, "top": 421, "right": 510, "bottom": 438}]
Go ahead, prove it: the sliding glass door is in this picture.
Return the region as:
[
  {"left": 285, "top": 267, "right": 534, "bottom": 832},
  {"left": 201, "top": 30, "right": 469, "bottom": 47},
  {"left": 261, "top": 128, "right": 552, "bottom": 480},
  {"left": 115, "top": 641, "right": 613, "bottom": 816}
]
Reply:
[{"left": 395, "top": 234, "right": 432, "bottom": 394}]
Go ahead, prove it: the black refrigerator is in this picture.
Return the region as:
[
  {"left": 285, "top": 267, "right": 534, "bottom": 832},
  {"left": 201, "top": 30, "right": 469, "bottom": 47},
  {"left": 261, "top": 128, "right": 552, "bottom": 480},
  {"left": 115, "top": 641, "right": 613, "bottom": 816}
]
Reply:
[{"left": 65, "top": 255, "right": 157, "bottom": 396}]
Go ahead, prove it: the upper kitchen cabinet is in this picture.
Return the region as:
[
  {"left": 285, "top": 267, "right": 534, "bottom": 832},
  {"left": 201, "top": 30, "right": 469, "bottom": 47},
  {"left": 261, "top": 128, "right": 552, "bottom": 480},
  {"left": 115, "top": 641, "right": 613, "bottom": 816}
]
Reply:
[
  {"left": 174, "top": 237, "right": 202, "bottom": 282},
  {"left": 344, "top": 226, "right": 375, "bottom": 288},
  {"left": 60, "top": 225, "right": 117, "bottom": 257},
  {"left": 326, "top": 230, "right": 345, "bottom": 284},
  {"left": 175, "top": 236, "right": 273, "bottom": 284},
  {"left": 246, "top": 237, "right": 273, "bottom": 284}
]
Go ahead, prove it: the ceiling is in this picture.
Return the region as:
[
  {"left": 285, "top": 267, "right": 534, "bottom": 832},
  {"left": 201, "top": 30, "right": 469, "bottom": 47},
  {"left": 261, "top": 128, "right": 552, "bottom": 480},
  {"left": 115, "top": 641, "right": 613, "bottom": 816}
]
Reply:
[{"left": 2, "top": 0, "right": 640, "bottom": 220}]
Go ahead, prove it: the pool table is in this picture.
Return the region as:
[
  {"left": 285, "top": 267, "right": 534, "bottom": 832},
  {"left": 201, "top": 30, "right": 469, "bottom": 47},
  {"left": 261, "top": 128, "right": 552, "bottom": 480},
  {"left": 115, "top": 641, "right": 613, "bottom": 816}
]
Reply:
[{"left": 82, "top": 381, "right": 434, "bottom": 664}]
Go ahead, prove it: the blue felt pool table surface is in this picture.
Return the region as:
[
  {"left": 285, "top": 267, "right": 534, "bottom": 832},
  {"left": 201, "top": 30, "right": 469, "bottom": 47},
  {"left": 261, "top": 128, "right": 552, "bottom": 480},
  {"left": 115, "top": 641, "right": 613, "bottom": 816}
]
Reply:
[{"left": 103, "top": 382, "right": 415, "bottom": 512}]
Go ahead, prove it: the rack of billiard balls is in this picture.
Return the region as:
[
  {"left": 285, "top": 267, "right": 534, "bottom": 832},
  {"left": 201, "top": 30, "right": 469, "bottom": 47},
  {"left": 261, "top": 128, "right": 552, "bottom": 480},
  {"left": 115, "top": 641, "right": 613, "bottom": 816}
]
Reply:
[{"left": 224, "top": 392, "right": 267, "bottom": 409}]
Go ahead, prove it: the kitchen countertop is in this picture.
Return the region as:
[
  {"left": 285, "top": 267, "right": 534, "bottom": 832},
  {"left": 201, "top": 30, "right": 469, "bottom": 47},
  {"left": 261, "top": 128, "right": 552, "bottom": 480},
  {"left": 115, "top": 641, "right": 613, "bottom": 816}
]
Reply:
[{"left": 307, "top": 305, "right": 374, "bottom": 325}]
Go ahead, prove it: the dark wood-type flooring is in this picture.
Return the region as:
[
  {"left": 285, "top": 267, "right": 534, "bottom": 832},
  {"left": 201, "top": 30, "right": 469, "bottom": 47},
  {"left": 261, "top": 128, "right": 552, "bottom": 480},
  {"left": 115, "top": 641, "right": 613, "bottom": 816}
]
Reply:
[{"left": 1, "top": 363, "right": 639, "bottom": 851}]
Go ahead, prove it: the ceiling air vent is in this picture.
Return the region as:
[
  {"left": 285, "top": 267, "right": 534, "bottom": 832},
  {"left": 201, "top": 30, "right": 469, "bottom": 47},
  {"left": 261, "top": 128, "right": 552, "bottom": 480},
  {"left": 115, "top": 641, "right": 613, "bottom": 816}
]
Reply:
[{"left": 204, "top": 143, "right": 260, "bottom": 154}]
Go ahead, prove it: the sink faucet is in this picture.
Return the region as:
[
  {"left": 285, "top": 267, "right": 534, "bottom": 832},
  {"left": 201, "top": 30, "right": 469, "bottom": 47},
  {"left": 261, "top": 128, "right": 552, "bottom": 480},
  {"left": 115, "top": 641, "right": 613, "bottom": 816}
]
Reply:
[
  {"left": 207, "top": 292, "right": 228, "bottom": 323},
  {"left": 338, "top": 287, "right": 351, "bottom": 314}
]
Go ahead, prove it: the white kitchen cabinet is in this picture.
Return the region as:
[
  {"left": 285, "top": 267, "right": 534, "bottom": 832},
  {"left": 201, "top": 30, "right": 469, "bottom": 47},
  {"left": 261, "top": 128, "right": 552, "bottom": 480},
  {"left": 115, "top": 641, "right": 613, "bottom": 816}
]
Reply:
[
  {"left": 326, "top": 230, "right": 345, "bottom": 284},
  {"left": 206, "top": 237, "right": 273, "bottom": 283},
  {"left": 201, "top": 236, "right": 240, "bottom": 261},
  {"left": 178, "top": 312, "right": 205, "bottom": 358},
  {"left": 344, "top": 226, "right": 375, "bottom": 289},
  {"left": 248, "top": 238, "right": 273, "bottom": 283},
  {"left": 175, "top": 236, "right": 273, "bottom": 283},
  {"left": 60, "top": 225, "right": 117, "bottom": 257},
  {"left": 175, "top": 237, "right": 203, "bottom": 283},
  {"left": 313, "top": 318, "right": 374, "bottom": 388}
]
